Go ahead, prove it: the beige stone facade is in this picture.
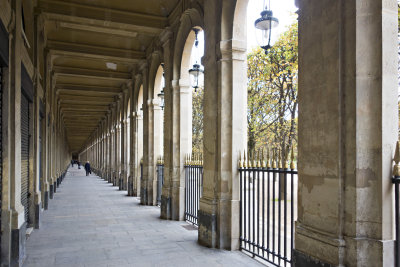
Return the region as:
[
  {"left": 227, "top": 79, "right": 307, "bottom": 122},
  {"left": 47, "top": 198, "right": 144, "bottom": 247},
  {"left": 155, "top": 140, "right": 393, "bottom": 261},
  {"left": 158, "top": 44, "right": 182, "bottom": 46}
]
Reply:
[{"left": 0, "top": 0, "right": 397, "bottom": 266}]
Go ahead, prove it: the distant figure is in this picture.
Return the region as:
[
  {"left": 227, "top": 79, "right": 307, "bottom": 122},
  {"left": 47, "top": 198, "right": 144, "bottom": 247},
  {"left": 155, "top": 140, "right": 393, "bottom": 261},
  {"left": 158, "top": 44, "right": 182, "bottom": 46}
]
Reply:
[
  {"left": 84, "top": 161, "right": 91, "bottom": 176},
  {"left": 71, "top": 160, "right": 74, "bottom": 167},
  {"left": 78, "top": 161, "right": 81, "bottom": 169}
]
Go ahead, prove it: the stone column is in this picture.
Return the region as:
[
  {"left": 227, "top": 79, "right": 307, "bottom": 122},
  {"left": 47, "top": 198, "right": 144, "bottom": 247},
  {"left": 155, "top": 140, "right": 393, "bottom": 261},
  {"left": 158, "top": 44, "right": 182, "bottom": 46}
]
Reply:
[
  {"left": 102, "top": 124, "right": 105, "bottom": 175},
  {"left": 98, "top": 131, "right": 100, "bottom": 171},
  {"left": 114, "top": 97, "right": 121, "bottom": 187},
  {"left": 141, "top": 63, "right": 153, "bottom": 205},
  {"left": 123, "top": 88, "right": 129, "bottom": 190},
  {"left": 197, "top": 0, "right": 247, "bottom": 249},
  {"left": 108, "top": 108, "right": 113, "bottom": 183},
  {"left": 128, "top": 78, "right": 135, "bottom": 196},
  {"left": 136, "top": 110, "right": 143, "bottom": 196},
  {"left": 144, "top": 98, "right": 163, "bottom": 205},
  {"left": 120, "top": 89, "right": 128, "bottom": 190},
  {"left": 153, "top": 98, "right": 163, "bottom": 204},
  {"left": 160, "top": 29, "right": 175, "bottom": 219},
  {"left": 167, "top": 78, "right": 192, "bottom": 219},
  {"left": 292, "top": 1, "right": 397, "bottom": 266},
  {"left": 129, "top": 112, "right": 136, "bottom": 196},
  {"left": 4, "top": 0, "right": 27, "bottom": 264},
  {"left": 105, "top": 117, "right": 108, "bottom": 178},
  {"left": 101, "top": 125, "right": 103, "bottom": 177}
]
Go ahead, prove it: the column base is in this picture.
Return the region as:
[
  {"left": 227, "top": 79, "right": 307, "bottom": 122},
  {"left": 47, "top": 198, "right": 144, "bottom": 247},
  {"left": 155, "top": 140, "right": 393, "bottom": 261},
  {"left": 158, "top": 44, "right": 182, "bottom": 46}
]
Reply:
[
  {"left": 122, "top": 174, "right": 127, "bottom": 191},
  {"left": 293, "top": 250, "right": 335, "bottom": 267},
  {"left": 140, "top": 187, "right": 148, "bottom": 205},
  {"left": 123, "top": 180, "right": 127, "bottom": 191},
  {"left": 160, "top": 195, "right": 171, "bottom": 219},
  {"left": 53, "top": 182, "right": 57, "bottom": 193},
  {"left": 11, "top": 222, "right": 26, "bottom": 267},
  {"left": 198, "top": 209, "right": 217, "bottom": 248},
  {"left": 57, "top": 177, "right": 60, "bottom": 187},
  {"left": 112, "top": 172, "right": 117, "bottom": 186},
  {"left": 44, "top": 191, "right": 49, "bottom": 210},
  {"left": 49, "top": 185, "right": 54, "bottom": 199},
  {"left": 127, "top": 180, "right": 133, "bottom": 196}
]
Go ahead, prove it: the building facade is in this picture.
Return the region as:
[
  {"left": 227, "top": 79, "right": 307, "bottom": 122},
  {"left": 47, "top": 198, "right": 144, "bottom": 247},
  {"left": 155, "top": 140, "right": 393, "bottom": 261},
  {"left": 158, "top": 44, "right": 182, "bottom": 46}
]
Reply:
[{"left": 0, "top": 0, "right": 397, "bottom": 266}]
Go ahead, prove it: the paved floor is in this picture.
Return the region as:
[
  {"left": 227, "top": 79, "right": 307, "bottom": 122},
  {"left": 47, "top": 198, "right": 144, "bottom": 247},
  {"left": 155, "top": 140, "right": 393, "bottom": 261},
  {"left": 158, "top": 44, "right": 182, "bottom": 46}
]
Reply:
[{"left": 24, "top": 166, "right": 263, "bottom": 267}]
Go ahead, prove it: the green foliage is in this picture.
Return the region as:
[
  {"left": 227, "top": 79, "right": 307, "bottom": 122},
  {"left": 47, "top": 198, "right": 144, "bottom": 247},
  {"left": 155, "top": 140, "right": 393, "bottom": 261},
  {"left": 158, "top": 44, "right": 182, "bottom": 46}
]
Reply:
[
  {"left": 247, "top": 22, "right": 298, "bottom": 155},
  {"left": 192, "top": 87, "right": 204, "bottom": 153}
]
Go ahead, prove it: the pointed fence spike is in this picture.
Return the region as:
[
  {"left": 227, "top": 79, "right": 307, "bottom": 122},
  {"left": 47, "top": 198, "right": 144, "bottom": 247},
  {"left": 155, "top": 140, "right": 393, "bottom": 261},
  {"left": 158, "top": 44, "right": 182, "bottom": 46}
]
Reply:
[
  {"left": 249, "top": 150, "right": 252, "bottom": 168},
  {"left": 272, "top": 149, "right": 277, "bottom": 169},
  {"left": 284, "top": 145, "right": 289, "bottom": 169},
  {"left": 261, "top": 148, "right": 266, "bottom": 168},
  {"left": 253, "top": 149, "right": 257, "bottom": 168},
  {"left": 290, "top": 146, "right": 295, "bottom": 170},
  {"left": 277, "top": 149, "right": 281, "bottom": 168}
]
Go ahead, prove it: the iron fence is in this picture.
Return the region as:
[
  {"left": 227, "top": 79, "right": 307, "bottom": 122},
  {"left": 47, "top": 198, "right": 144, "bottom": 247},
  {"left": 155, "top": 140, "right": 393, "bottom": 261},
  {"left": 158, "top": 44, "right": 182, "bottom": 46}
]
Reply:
[
  {"left": 184, "top": 154, "right": 203, "bottom": 225},
  {"left": 156, "top": 157, "right": 164, "bottom": 206},
  {"left": 239, "top": 148, "right": 297, "bottom": 267},
  {"left": 393, "top": 141, "right": 400, "bottom": 267}
]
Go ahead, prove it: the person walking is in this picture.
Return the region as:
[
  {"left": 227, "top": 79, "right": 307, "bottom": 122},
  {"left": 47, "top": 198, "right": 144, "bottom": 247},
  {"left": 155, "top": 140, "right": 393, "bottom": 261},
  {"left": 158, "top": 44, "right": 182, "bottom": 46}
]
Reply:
[
  {"left": 71, "top": 159, "right": 74, "bottom": 167},
  {"left": 84, "top": 161, "right": 91, "bottom": 176}
]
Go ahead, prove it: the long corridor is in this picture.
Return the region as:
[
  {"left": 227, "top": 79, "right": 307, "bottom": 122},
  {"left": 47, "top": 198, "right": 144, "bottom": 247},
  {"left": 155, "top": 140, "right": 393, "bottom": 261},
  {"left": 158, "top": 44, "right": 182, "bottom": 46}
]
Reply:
[{"left": 23, "top": 166, "right": 262, "bottom": 267}]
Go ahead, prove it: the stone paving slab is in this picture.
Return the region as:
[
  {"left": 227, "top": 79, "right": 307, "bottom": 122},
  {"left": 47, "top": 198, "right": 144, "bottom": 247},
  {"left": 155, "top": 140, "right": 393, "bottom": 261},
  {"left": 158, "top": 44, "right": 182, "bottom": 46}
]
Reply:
[{"left": 24, "top": 166, "right": 266, "bottom": 267}]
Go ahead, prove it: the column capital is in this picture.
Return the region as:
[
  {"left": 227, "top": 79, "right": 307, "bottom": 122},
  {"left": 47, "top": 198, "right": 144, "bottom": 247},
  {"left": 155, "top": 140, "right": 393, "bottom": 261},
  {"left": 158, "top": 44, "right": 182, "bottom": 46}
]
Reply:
[
  {"left": 139, "top": 61, "right": 148, "bottom": 73},
  {"left": 160, "top": 28, "right": 173, "bottom": 46}
]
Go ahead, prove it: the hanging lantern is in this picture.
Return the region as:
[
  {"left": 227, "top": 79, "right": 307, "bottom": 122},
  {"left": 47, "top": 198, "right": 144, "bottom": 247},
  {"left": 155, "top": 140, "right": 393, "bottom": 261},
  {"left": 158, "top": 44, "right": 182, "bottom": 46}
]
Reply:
[
  {"left": 189, "top": 63, "right": 203, "bottom": 92},
  {"left": 158, "top": 63, "right": 165, "bottom": 110},
  {"left": 188, "top": 28, "right": 204, "bottom": 92},
  {"left": 157, "top": 89, "right": 164, "bottom": 110},
  {"left": 254, "top": 0, "right": 279, "bottom": 54}
]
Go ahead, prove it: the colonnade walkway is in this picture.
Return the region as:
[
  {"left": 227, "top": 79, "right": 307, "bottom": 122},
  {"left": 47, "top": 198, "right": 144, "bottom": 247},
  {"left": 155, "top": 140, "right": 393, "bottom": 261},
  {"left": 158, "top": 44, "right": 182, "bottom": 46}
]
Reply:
[{"left": 24, "top": 166, "right": 262, "bottom": 267}]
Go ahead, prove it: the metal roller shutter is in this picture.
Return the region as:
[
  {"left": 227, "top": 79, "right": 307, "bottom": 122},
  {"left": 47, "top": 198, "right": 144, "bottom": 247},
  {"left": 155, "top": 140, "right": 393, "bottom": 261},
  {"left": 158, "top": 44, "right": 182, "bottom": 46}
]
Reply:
[{"left": 21, "top": 93, "right": 30, "bottom": 224}]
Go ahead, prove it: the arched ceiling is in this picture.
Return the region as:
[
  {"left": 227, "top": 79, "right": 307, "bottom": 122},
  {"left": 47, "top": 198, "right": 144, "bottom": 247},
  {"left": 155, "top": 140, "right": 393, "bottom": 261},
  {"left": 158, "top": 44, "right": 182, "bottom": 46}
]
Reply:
[{"left": 37, "top": 0, "right": 180, "bottom": 153}]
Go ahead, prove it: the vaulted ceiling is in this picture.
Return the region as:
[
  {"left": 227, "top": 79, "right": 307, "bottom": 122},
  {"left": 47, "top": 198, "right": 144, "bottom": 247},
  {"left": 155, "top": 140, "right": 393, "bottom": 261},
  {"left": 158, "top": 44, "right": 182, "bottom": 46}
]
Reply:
[{"left": 37, "top": 0, "right": 180, "bottom": 153}]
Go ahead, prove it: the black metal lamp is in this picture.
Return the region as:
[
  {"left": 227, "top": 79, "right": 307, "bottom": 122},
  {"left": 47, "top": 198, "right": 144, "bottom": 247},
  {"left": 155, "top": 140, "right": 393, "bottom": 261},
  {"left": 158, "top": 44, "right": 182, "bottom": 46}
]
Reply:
[
  {"left": 188, "top": 29, "right": 203, "bottom": 92},
  {"left": 157, "top": 89, "right": 164, "bottom": 110},
  {"left": 157, "top": 63, "right": 165, "bottom": 110},
  {"left": 255, "top": 0, "right": 279, "bottom": 53}
]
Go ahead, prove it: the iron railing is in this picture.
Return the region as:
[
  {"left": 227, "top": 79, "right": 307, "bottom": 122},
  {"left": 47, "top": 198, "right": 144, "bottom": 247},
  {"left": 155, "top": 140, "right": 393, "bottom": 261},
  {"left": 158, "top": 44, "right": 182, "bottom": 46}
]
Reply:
[
  {"left": 156, "top": 157, "right": 164, "bottom": 206},
  {"left": 393, "top": 141, "right": 400, "bottom": 267},
  {"left": 184, "top": 154, "right": 203, "bottom": 225},
  {"left": 239, "top": 148, "right": 297, "bottom": 267}
]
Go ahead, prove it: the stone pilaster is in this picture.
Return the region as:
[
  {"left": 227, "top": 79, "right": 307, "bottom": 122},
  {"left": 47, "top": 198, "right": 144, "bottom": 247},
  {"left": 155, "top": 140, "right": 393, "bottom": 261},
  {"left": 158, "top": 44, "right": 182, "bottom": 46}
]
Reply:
[
  {"left": 160, "top": 29, "right": 174, "bottom": 219},
  {"left": 293, "top": 0, "right": 397, "bottom": 266},
  {"left": 134, "top": 111, "right": 143, "bottom": 197}
]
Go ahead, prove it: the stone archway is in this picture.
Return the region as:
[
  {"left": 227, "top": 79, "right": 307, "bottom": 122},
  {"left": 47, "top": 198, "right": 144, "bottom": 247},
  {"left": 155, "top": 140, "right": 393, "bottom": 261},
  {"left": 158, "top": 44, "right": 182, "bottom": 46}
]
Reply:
[
  {"left": 161, "top": 7, "right": 204, "bottom": 221},
  {"left": 141, "top": 53, "right": 165, "bottom": 205}
]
